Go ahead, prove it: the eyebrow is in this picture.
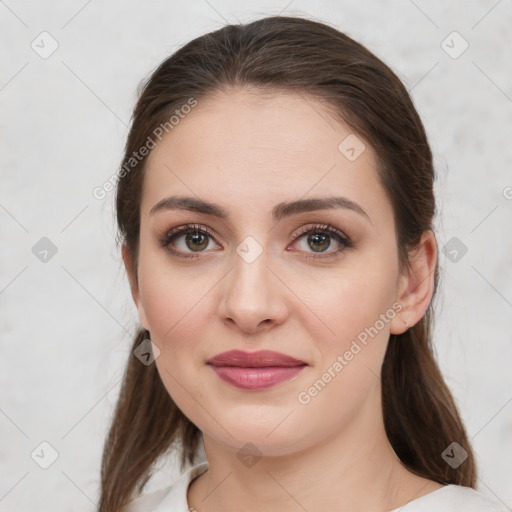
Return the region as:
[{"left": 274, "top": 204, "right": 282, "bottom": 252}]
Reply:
[{"left": 150, "top": 195, "right": 371, "bottom": 223}]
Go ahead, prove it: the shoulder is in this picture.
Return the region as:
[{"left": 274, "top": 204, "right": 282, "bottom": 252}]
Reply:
[
  {"left": 121, "top": 485, "right": 173, "bottom": 512},
  {"left": 121, "top": 461, "right": 209, "bottom": 512},
  {"left": 395, "top": 484, "right": 507, "bottom": 512}
]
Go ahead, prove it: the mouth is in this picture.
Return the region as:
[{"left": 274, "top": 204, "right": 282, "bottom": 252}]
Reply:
[{"left": 206, "top": 350, "right": 308, "bottom": 390}]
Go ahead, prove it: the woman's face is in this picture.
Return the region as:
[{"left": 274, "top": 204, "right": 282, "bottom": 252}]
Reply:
[{"left": 131, "top": 88, "right": 410, "bottom": 456}]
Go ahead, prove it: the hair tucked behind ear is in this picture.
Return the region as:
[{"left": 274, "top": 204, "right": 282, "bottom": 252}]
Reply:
[{"left": 100, "top": 14, "right": 476, "bottom": 511}]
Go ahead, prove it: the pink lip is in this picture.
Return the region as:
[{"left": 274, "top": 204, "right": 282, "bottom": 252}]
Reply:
[{"left": 207, "top": 350, "right": 307, "bottom": 390}]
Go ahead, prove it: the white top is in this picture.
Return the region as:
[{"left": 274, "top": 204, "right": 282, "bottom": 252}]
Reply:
[{"left": 122, "top": 462, "right": 507, "bottom": 512}]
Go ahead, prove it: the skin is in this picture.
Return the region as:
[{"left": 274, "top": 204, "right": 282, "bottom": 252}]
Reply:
[{"left": 124, "top": 88, "right": 441, "bottom": 512}]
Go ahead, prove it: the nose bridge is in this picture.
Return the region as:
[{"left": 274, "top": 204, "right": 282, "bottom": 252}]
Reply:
[{"left": 219, "top": 239, "right": 287, "bottom": 331}]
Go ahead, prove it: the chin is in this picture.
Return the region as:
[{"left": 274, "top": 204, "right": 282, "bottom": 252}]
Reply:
[{"left": 202, "top": 415, "right": 311, "bottom": 458}]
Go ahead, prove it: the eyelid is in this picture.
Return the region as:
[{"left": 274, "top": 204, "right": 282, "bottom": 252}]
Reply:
[{"left": 290, "top": 223, "right": 349, "bottom": 244}]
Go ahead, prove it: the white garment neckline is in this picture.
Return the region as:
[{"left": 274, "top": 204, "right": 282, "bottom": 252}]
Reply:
[
  {"left": 129, "top": 462, "right": 504, "bottom": 512},
  {"left": 180, "top": 463, "right": 454, "bottom": 512}
]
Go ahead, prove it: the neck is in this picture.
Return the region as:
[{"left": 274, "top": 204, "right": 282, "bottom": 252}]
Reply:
[{"left": 187, "top": 386, "right": 439, "bottom": 512}]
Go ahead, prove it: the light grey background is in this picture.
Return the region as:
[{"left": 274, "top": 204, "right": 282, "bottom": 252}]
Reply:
[{"left": 1, "top": 1, "right": 511, "bottom": 511}]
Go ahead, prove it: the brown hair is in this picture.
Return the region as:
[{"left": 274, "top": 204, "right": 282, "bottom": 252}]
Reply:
[{"left": 100, "top": 15, "right": 476, "bottom": 511}]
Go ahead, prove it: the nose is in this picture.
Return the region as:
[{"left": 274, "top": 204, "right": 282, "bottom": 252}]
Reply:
[{"left": 218, "top": 248, "right": 289, "bottom": 334}]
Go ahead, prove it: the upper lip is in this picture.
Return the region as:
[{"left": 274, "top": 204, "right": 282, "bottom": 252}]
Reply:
[{"left": 206, "top": 350, "right": 307, "bottom": 368}]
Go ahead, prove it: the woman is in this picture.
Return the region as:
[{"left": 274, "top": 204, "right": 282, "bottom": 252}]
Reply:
[{"left": 99, "top": 15, "right": 506, "bottom": 512}]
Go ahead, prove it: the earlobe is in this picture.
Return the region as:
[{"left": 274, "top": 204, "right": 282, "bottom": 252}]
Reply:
[
  {"left": 390, "top": 230, "right": 438, "bottom": 335},
  {"left": 122, "top": 244, "right": 150, "bottom": 331}
]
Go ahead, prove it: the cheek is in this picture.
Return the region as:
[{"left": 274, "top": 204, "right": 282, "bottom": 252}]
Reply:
[
  {"left": 136, "top": 248, "right": 217, "bottom": 382},
  {"left": 293, "top": 274, "right": 395, "bottom": 430},
  {"left": 310, "top": 285, "right": 393, "bottom": 384},
  {"left": 141, "top": 267, "right": 213, "bottom": 421},
  {"left": 137, "top": 241, "right": 214, "bottom": 340},
  {"left": 300, "top": 260, "right": 398, "bottom": 349}
]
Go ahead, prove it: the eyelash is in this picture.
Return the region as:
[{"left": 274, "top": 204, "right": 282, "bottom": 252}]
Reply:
[{"left": 159, "top": 222, "right": 353, "bottom": 260}]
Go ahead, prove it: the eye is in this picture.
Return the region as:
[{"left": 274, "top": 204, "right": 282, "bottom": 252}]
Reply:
[
  {"left": 159, "top": 223, "right": 220, "bottom": 258},
  {"left": 289, "top": 223, "right": 353, "bottom": 260},
  {"left": 159, "top": 222, "right": 353, "bottom": 261}
]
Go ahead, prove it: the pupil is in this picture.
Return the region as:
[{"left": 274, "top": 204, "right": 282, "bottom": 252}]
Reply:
[
  {"left": 309, "top": 233, "right": 330, "bottom": 252},
  {"left": 186, "top": 232, "right": 208, "bottom": 251}
]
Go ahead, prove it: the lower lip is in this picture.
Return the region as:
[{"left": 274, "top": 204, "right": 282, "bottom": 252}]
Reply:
[{"left": 209, "top": 365, "right": 306, "bottom": 390}]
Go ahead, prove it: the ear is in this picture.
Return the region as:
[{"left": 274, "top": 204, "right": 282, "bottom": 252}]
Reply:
[
  {"left": 122, "top": 244, "right": 150, "bottom": 331},
  {"left": 390, "top": 230, "right": 438, "bottom": 335}
]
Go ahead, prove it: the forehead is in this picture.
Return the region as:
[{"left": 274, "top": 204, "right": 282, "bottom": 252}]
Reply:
[
  {"left": 142, "top": 89, "right": 393, "bottom": 228},
  {"left": 148, "top": 88, "right": 359, "bottom": 170}
]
